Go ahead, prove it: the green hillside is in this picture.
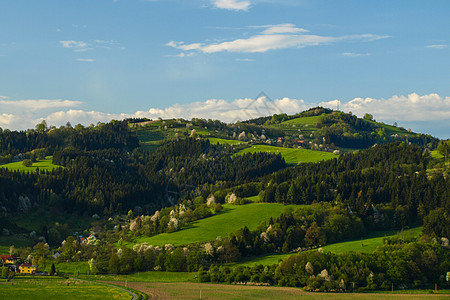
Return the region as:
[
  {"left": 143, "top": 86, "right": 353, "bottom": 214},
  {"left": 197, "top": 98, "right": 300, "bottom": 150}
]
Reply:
[
  {"left": 0, "top": 157, "right": 61, "bottom": 172},
  {"left": 208, "top": 137, "right": 245, "bottom": 145},
  {"left": 131, "top": 203, "right": 302, "bottom": 247},
  {"left": 234, "top": 145, "right": 337, "bottom": 164},
  {"left": 231, "top": 226, "right": 423, "bottom": 267}
]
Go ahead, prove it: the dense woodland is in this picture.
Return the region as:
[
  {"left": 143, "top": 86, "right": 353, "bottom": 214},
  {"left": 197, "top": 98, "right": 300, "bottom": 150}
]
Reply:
[{"left": 0, "top": 112, "right": 448, "bottom": 291}]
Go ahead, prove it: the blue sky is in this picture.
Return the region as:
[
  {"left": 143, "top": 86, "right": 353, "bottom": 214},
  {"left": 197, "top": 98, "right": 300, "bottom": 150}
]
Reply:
[{"left": 1, "top": 0, "right": 449, "bottom": 138}]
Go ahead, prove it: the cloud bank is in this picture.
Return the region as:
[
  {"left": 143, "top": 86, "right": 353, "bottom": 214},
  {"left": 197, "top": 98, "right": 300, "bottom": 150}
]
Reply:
[
  {"left": 167, "top": 24, "right": 389, "bottom": 54},
  {"left": 0, "top": 93, "right": 448, "bottom": 138}
]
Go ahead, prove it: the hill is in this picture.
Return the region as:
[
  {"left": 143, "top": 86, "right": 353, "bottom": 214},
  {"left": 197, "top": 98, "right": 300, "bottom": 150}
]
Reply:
[
  {"left": 130, "top": 202, "right": 301, "bottom": 247},
  {"left": 0, "top": 108, "right": 447, "bottom": 295},
  {"left": 234, "top": 144, "right": 336, "bottom": 164}
]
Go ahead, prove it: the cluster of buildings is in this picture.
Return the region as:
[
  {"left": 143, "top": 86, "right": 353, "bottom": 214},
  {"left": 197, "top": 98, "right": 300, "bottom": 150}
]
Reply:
[{"left": 0, "top": 255, "right": 36, "bottom": 275}]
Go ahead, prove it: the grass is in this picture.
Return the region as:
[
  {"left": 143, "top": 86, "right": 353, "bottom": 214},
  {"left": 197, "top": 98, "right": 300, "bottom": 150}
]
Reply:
[
  {"left": 430, "top": 150, "right": 444, "bottom": 159},
  {"left": 85, "top": 271, "right": 197, "bottom": 283},
  {"left": 279, "top": 116, "right": 321, "bottom": 127},
  {"left": 208, "top": 137, "right": 245, "bottom": 145},
  {"left": 230, "top": 227, "right": 423, "bottom": 267},
  {"left": 0, "top": 279, "right": 130, "bottom": 300},
  {"left": 234, "top": 145, "right": 337, "bottom": 164},
  {"left": 0, "top": 157, "right": 61, "bottom": 172},
  {"left": 368, "top": 120, "right": 415, "bottom": 136},
  {"left": 133, "top": 127, "right": 166, "bottom": 152},
  {"left": 131, "top": 203, "right": 300, "bottom": 247},
  {"left": 229, "top": 253, "right": 293, "bottom": 267},
  {"left": 120, "top": 282, "right": 449, "bottom": 300},
  {"left": 320, "top": 226, "right": 422, "bottom": 254},
  {"left": 45, "top": 262, "right": 90, "bottom": 275}
]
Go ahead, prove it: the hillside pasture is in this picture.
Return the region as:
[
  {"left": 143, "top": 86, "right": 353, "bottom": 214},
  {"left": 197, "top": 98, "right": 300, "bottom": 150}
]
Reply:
[
  {"left": 280, "top": 116, "right": 321, "bottom": 127},
  {"left": 0, "top": 157, "right": 61, "bottom": 172},
  {"left": 45, "top": 261, "right": 90, "bottom": 275},
  {"left": 234, "top": 145, "right": 336, "bottom": 164},
  {"left": 231, "top": 227, "right": 422, "bottom": 267},
  {"left": 208, "top": 137, "right": 245, "bottom": 145},
  {"left": 86, "top": 271, "right": 197, "bottom": 283},
  {"left": 0, "top": 279, "right": 131, "bottom": 300},
  {"left": 132, "top": 203, "right": 300, "bottom": 247}
]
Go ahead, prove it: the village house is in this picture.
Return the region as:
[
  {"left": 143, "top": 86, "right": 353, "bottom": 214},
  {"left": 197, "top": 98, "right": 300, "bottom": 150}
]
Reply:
[
  {"left": 19, "top": 262, "right": 36, "bottom": 275},
  {"left": 0, "top": 255, "right": 17, "bottom": 265}
]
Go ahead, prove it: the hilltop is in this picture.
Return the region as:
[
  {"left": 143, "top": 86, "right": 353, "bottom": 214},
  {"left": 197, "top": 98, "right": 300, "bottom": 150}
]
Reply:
[{"left": 130, "top": 107, "right": 438, "bottom": 156}]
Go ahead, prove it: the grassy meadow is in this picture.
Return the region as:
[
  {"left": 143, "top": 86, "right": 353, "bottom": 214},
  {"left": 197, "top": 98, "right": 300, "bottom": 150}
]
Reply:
[
  {"left": 85, "top": 271, "right": 197, "bottom": 283},
  {"left": 0, "top": 279, "right": 131, "bottom": 300},
  {"left": 230, "top": 227, "right": 422, "bottom": 267},
  {"left": 279, "top": 116, "right": 321, "bottom": 127},
  {"left": 132, "top": 203, "right": 300, "bottom": 247},
  {"left": 0, "top": 157, "right": 61, "bottom": 172},
  {"left": 119, "top": 282, "right": 449, "bottom": 300},
  {"left": 234, "top": 145, "right": 337, "bottom": 164},
  {"left": 208, "top": 137, "right": 245, "bottom": 145},
  {"left": 44, "top": 261, "right": 90, "bottom": 275}
]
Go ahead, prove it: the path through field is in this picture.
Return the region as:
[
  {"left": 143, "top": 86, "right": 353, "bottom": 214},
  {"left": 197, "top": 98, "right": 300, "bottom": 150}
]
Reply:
[{"left": 102, "top": 281, "right": 449, "bottom": 300}]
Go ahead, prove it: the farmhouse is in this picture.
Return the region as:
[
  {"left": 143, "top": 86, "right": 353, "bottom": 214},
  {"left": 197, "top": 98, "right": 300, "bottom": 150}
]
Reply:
[
  {"left": 19, "top": 262, "right": 36, "bottom": 274},
  {"left": 0, "top": 255, "right": 17, "bottom": 265}
]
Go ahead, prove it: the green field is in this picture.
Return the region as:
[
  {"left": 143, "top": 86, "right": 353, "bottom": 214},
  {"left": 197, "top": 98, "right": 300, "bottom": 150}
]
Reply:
[
  {"left": 320, "top": 226, "right": 422, "bottom": 254},
  {"left": 231, "top": 227, "right": 423, "bottom": 267},
  {"left": 121, "top": 282, "right": 449, "bottom": 300},
  {"left": 132, "top": 203, "right": 300, "bottom": 247},
  {"left": 86, "top": 271, "right": 197, "bottom": 283},
  {"left": 45, "top": 261, "right": 90, "bottom": 275},
  {"left": 430, "top": 150, "right": 444, "bottom": 159},
  {"left": 279, "top": 116, "right": 321, "bottom": 127},
  {"left": 0, "top": 279, "right": 130, "bottom": 300},
  {"left": 367, "top": 120, "right": 416, "bottom": 136},
  {"left": 208, "top": 137, "right": 245, "bottom": 145},
  {"left": 235, "top": 145, "right": 337, "bottom": 164},
  {"left": 133, "top": 127, "right": 165, "bottom": 152},
  {"left": 0, "top": 157, "right": 61, "bottom": 172}
]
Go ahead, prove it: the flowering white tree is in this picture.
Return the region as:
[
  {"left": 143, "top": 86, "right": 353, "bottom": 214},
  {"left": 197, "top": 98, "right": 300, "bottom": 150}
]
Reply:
[
  {"left": 305, "top": 261, "right": 314, "bottom": 275},
  {"left": 206, "top": 194, "right": 216, "bottom": 207},
  {"left": 238, "top": 131, "right": 247, "bottom": 141},
  {"left": 151, "top": 210, "right": 160, "bottom": 222},
  {"left": 168, "top": 217, "right": 179, "bottom": 231},
  {"left": 204, "top": 243, "right": 214, "bottom": 256},
  {"left": 226, "top": 193, "right": 237, "bottom": 204}
]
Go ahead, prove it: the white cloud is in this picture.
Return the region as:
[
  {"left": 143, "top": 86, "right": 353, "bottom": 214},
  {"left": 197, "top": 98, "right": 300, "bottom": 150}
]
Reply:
[
  {"left": 0, "top": 114, "right": 16, "bottom": 126},
  {"left": 77, "top": 58, "right": 95, "bottom": 62},
  {"left": 426, "top": 44, "right": 447, "bottom": 49},
  {"left": 174, "top": 53, "right": 195, "bottom": 57},
  {"left": 60, "top": 40, "right": 88, "bottom": 49},
  {"left": 319, "top": 93, "right": 450, "bottom": 122},
  {"left": 0, "top": 98, "right": 82, "bottom": 111},
  {"left": 342, "top": 52, "right": 371, "bottom": 57},
  {"left": 60, "top": 39, "right": 121, "bottom": 54},
  {"left": 167, "top": 24, "right": 389, "bottom": 54},
  {"left": 261, "top": 23, "right": 308, "bottom": 34},
  {"left": 212, "top": 0, "right": 251, "bottom": 11}
]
